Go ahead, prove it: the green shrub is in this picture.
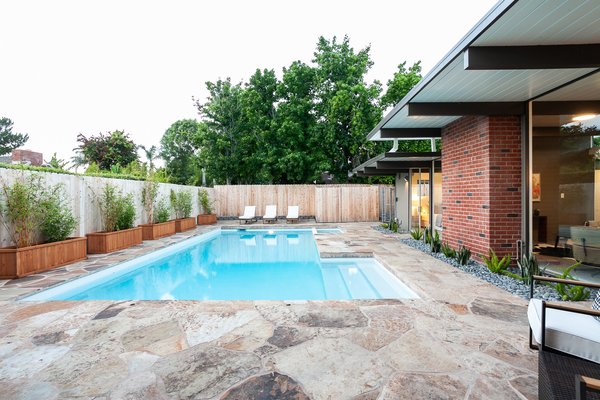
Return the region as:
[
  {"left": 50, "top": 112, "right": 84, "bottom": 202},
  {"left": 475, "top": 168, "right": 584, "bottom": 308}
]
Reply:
[
  {"left": 0, "top": 174, "right": 45, "bottom": 247},
  {"left": 116, "top": 194, "right": 136, "bottom": 230},
  {"left": 198, "top": 188, "right": 213, "bottom": 214},
  {"left": 410, "top": 227, "right": 423, "bottom": 240},
  {"left": 0, "top": 174, "right": 77, "bottom": 246},
  {"left": 141, "top": 179, "right": 159, "bottom": 224},
  {"left": 40, "top": 185, "right": 77, "bottom": 242},
  {"left": 549, "top": 263, "right": 590, "bottom": 301},
  {"left": 483, "top": 248, "right": 511, "bottom": 274},
  {"left": 441, "top": 242, "right": 456, "bottom": 258},
  {"left": 155, "top": 197, "right": 171, "bottom": 223},
  {"left": 456, "top": 246, "right": 471, "bottom": 265},
  {"left": 94, "top": 183, "right": 136, "bottom": 232},
  {"left": 170, "top": 189, "right": 193, "bottom": 219},
  {"left": 380, "top": 223, "right": 389, "bottom": 229},
  {"left": 390, "top": 218, "right": 399, "bottom": 233}
]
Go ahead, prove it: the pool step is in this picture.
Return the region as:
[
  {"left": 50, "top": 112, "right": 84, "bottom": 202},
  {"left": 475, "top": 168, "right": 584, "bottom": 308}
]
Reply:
[
  {"left": 321, "top": 262, "right": 381, "bottom": 299},
  {"left": 320, "top": 265, "right": 351, "bottom": 298}
]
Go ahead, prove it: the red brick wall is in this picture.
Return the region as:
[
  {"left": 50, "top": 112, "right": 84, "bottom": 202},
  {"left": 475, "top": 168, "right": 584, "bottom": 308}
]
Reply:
[{"left": 441, "top": 115, "right": 522, "bottom": 260}]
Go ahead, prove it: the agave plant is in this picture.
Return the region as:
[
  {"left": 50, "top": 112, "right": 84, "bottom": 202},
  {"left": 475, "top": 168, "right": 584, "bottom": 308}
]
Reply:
[{"left": 410, "top": 227, "right": 423, "bottom": 240}]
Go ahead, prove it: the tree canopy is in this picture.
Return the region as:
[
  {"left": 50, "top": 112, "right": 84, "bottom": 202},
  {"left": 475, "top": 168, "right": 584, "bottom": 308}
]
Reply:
[
  {"left": 0, "top": 117, "right": 29, "bottom": 156},
  {"left": 160, "top": 120, "right": 203, "bottom": 185},
  {"left": 180, "top": 35, "right": 423, "bottom": 185},
  {"left": 76, "top": 130, "right": 138, "bottom": 170}
]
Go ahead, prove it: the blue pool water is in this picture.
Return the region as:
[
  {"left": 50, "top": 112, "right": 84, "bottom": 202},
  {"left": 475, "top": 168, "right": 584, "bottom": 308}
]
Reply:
[{"left": 23, "top": 229, "right": 418, "bottom": 301}]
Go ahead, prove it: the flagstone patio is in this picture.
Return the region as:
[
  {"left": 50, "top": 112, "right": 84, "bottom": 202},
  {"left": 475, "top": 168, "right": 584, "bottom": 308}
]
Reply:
[{"left": 0, "top": 223, "right": 537, "bottom": 399}]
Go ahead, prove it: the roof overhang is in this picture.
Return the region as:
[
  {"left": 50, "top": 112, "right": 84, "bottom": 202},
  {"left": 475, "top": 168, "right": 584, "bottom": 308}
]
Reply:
[
  {"left": 368, "top": 0, "right": 600, "bottom": 141},
  {"left": 352, "top": 151, "right": 441, "bottom": 177}
]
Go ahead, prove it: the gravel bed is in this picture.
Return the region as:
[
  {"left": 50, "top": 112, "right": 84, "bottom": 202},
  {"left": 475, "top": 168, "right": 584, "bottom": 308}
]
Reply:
[{"left": 372, "top": 226, "right": 595, "bottom": 302}]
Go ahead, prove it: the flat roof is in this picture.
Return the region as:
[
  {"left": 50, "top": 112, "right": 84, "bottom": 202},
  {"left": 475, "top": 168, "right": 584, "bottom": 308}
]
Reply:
[{"left": 368, "top": 0, "right": 600, "bottom": 140}]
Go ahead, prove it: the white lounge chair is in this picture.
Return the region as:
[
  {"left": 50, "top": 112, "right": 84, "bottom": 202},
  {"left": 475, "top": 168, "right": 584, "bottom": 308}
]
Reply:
[
  {"left": 239, "top": 206, "right": 257, "bottom": 224},
  {"left": 262, "top": 205, "right": 277, "bottom": 224},
  {"left": 286, "top": 205, "right": 299, "bottom": 224}
]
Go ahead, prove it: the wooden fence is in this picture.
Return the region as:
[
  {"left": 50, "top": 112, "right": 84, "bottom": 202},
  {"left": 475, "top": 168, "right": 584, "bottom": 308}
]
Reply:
[
  {"left": 213, "top": 184, "right": 386, "bottom": 222},
  {"left": 0, "top": 169, "right": 387, "bottom": 247}
]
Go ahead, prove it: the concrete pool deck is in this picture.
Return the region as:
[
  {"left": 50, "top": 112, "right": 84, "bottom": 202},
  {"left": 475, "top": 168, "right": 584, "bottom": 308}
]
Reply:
[{"left": 0, "top": 222, "right": 537, "bottom": 399}]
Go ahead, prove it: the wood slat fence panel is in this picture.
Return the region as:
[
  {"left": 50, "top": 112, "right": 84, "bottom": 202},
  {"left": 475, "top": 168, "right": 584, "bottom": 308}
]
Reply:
[{"left": 214, "top": 184, "right": 385, "bottom": 222}]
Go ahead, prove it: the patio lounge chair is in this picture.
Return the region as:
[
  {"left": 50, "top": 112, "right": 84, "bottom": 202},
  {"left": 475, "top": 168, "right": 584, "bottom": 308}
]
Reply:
[
  {"left": 263, "top": 205, "right": 277, "bottom": 224},
  {"left": 528, "top": 275, "right": 600, "bottom": 399},
  {"left": 239, "top": 206, "right": 257, "bottom": 224},
  {"left": 286, "top": 205, "right": 299, "bottom": 223}
]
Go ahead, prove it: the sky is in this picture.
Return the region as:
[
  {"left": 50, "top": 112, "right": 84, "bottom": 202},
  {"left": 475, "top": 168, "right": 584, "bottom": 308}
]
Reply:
[{"left": 0, "top": 0, "right": 498, "bottom": 164}]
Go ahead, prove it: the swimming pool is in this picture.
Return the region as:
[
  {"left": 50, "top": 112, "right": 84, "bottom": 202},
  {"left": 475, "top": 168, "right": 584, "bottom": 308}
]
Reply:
[{"left": 23, "top": 229, "right": 418, "bottom": 301}]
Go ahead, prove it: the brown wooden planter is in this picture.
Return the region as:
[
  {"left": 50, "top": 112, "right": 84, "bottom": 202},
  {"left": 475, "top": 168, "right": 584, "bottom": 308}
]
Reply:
[
  {"left": 0, "top": 237, "right": 87, "bottom": 279},
  {"left": 197, "top": 214, "right": 217, "bottom": 225},
  {"left": 140, "top": 220, "right": 176, "bottom": 240},
  {"left": 87, "top": 227, "right": 143, "bottom": 254},
  {"left": 175, "top": 217, "right": 197, "bottom": 232}
]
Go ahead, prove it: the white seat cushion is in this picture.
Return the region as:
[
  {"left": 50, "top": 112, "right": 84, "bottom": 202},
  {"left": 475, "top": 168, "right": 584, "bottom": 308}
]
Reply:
[{"left": 528, "top": 298, "right": 600, "bottom": 363}]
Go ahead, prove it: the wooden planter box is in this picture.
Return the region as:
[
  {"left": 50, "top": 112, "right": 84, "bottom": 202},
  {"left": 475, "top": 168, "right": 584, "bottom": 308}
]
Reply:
[
  {"left": 197, "top": 214, "right": 217, "bottom": 225},
  {"left": 0, "top": 237, "right": 87, "bottom": 279},
  {"left": 87, "top": 227, "right": 143, "bottom": 254},
  {"left": 140, "top": 221, "right": 176, "bottom": 240},
  {"left": 175, "top": 217, "right": 197, "bottom": 232}
]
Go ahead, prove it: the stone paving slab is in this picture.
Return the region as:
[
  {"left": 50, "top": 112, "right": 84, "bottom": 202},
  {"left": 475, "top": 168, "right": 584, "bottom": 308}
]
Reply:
[{"left": 0, "top": 222, "right": 538, "bottom": 399}]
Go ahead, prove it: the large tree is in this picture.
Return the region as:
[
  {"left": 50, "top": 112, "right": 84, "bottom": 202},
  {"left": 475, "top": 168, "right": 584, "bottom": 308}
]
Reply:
[
  {"left": 160, "top": 120, "right": 203, "bottom": 184},
  {"left": 381, "top": 61, "right": 422, "bottom": 109},
  {"left": 271, "top": 61, "right": 325, "bottom": 183},
  {"left": 75, "top": 130, "right": 138, "bottom": 170},
  {"left": 312, "top": 35, "right": 383, "bottom": 181},
  {"left": 196, "top": 79, "right": 245, "bottom": 184},
  {"left": 0, "top": 117, "right": 29, "bottom": 156},
  {"left": 239, "top": 68, "right": 279, "bottom": 183}
]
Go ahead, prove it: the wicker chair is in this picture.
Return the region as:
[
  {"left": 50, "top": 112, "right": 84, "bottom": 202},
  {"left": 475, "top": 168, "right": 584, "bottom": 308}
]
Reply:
[{"left": 528, "top": 275, "right": 600, "bottom": 399}]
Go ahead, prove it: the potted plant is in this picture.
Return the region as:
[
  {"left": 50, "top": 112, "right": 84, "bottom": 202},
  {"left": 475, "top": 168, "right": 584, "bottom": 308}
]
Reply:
[
  {"left": 171, "top": 189, "right": 196, "bottom": 232},
  {"left": 86, "top": 183, "right": 142, "bottom": 254},
  {"left": 0, "top": 174, "right": 86, "bottom": 278},
  {"left": 197, "top": 188, "right": 217, "bottom": 225},
  {"left": 139, "top": 194, "right": 176, "bottom": 240}
]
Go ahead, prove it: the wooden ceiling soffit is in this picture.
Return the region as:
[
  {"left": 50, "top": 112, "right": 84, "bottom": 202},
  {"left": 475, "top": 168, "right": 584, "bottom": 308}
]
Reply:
[{"left": 464, "top": 44, "right": 600, "bottom": 70}]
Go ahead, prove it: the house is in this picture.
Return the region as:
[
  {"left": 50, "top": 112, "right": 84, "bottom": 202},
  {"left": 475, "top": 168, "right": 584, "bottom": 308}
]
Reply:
[{"left": 354, "top": 0, "right": 600, "bottom": 263}]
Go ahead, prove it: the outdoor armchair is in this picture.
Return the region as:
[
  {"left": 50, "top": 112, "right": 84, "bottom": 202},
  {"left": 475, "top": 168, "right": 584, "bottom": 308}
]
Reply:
[{"left": 528, "top": 275, "right": 600, "bottom": 399}]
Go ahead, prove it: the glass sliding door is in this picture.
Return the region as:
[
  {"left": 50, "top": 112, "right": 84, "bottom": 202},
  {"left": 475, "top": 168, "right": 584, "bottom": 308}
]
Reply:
[{"left": 410, "top": 169, "right": 430, "bottom": 230}]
